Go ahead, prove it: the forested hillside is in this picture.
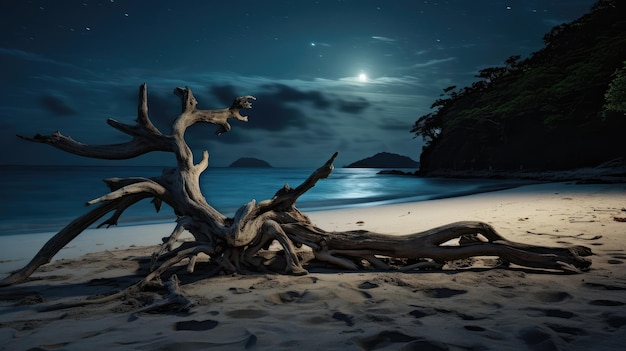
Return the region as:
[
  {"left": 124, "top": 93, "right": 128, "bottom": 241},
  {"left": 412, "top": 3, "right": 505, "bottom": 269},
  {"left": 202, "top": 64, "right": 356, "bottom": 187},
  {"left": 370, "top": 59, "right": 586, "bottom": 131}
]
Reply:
[{"left": 413, "top": 0, "right": 626, "bottom": 174}]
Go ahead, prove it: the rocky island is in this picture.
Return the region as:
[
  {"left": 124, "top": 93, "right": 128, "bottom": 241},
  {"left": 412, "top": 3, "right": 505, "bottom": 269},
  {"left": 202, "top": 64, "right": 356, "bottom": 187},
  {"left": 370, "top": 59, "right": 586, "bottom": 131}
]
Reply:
[
  {"left": 228, "top": 157, "right": 272, "bottom": 168},
  {"left": 345, "top": 152, "right": 419, "bottom": 168}
]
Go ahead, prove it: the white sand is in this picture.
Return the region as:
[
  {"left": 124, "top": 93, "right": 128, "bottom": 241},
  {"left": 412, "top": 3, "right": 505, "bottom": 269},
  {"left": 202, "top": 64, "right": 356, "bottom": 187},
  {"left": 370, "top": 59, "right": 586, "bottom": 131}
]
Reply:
[
  {"left": 0, "top": 223, "right": 178, "bottom": 274},
  {"left": 1, "top": 181, "right": 625, "bottom": 350}
]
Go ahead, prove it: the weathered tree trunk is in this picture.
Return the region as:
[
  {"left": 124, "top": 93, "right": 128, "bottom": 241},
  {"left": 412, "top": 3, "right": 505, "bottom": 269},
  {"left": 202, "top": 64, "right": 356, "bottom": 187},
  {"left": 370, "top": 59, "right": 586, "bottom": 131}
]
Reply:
[{"left": 0, "top": 84, "right": 592, "bottom": 293}]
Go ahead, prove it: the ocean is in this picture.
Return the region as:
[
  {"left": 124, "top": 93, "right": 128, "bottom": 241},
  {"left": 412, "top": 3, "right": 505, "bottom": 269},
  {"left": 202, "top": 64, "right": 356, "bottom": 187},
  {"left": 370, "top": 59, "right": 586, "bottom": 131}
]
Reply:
[{"left": 0, "top": 166, "right": 530, "bottom": 236}]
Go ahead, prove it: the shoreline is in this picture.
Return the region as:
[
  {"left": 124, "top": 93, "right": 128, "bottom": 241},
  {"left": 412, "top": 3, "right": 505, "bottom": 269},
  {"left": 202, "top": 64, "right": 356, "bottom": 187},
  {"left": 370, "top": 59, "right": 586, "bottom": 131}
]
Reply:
[
  {"left": 418, "top": 160, "right": 626, "bottom": 182},
  {"left": 0, "top": 176, "right": 539, "bottom": 237},
  {"left": 0, "top": 180, "right": 544, "bottom": 274},
  {"left": 1, "top": 181, "right": 623, "bottom": 273},
  {"left": 1, "top": 181, "right": 625, "bottom": 350}
]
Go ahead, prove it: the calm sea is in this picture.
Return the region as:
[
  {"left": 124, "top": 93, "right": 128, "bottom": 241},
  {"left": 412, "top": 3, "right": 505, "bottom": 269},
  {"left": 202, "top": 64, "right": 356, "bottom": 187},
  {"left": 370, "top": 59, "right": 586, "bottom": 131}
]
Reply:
[{"left": 0, "top": 166, "right": 529, "bottom": 236}]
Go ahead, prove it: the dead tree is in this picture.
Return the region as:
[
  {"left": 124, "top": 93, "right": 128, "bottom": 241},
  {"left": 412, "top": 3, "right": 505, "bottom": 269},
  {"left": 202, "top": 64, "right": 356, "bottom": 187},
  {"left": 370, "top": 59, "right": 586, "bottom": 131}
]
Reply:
[{"left": 0, "top": 84, "right": 592, "bottom": 291}]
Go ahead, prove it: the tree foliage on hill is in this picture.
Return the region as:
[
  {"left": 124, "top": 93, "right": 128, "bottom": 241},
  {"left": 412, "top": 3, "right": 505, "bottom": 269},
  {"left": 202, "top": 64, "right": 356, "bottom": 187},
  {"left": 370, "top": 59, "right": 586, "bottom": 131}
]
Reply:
[
  {"left": 412, "top": 0, "right": 626, "bottom": 173},
  {"left": 603, "top": 61, "right": 626, "bottom": 115}
]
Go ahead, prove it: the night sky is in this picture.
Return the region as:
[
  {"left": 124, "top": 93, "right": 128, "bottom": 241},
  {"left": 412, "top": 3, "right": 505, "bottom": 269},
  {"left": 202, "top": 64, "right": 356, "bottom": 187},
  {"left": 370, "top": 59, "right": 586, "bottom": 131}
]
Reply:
[{"left": 0, "top": 0, "right": 597, "bottom": 167}]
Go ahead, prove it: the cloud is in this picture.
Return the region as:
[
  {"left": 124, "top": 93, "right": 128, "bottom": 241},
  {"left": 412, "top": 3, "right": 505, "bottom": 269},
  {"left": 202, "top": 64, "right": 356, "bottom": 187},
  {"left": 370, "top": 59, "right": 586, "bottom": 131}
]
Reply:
[
  {"left": 311, "top": 42, "right": 331, "bottom": 47},
  {"left": 10, "top": 68, "right": 417, "bottom": 165},
  {"left": 0, "top": 47, "right": 92, "bottom": 74},
  {"left": 337, "top": 75, "right": 421, "bottom": 89},
  {"left": 25, "top": 67, "right": 421, "bottom": 107},
  {"left": 377, "top": 119, "right": 411, "bottom": 131},
  {"left": 211, "top": 84, "right": 310, "bottom": 132},
  {"left": 0, "top": 48, "right": 59, "bottom": 65},
  {"left": 259, "top": 83, "right": 332, "bottom": 110},
  {"left": 207, "top": 84, "right": 240, "bottom": 106},
  {"left": 412, "top": 57, "right": 457, "bottom": 68},
  {"left": 371, "top": 36, "right": 397, "bottom": 43},
  {"left": 194, "top": 82, "right": 379, "bottom": 157},
  {"left": 39, "top": 94, "right": 77, "bottom": 116},
  {"left": 209, "top": 83, "right": 376, "bottom": 131},
  {"left": 191, "top": 126, "right": 249, "bottom": 145},
  {"left": 336, "top": 97, "right": 370, "bottom": 114},
  {"left": 142, "top": 91, "right": 184, "bottom": 131}
]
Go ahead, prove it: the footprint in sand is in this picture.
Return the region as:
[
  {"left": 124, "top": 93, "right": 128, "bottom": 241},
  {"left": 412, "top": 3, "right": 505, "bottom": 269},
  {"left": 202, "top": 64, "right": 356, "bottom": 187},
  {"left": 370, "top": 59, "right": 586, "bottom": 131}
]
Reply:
[
  {"left": 583, "top": 281, "right": 626, "bottom": 291},
  {"left": 338, "top": 282, "right": 375, "bottom": 298},
  {"left": 358, "top": 281, "right": 379, "bottom": 289},
  {"left": 602, "top": 312, "right": 626, "bottom": 328},
  {"left": 518, "top": 326, "right": 561, "bottom": 351},
  {"left": 589, "top": 299, "right": 625, "bottom": 306},
  {"left": 225, "top": 309, "right": 269, "bottom": 319},
  {"left": 365, "top": 314, "right": 394, "bottom": 323},
  {"left": 332, "top": 311, "right": 354, "bottom": 326},
  {"left": 409, "top": 306, "right": 484, "bottom": 321},
  {"left": 294, "top": 276, "right": 319, "bottom": 284},
  {"left": 409, "top": 308, "right": 437, "bottom": 319},
  {"left": 356, "top": 331, "right": 449, "bottom": 351},
  {"left": 419, "top": 288, "right": 467, "bottom": 298},
  {"left": 545, "top": 322, "right": 587, "bottom": 336},
  {"left": 228, "top": 287, "right": 251, "bottom": 294},
  {"left": 533, "top": 291, "right": 572, "bottom": 303},
  {"left": 525, "top": 307, "right": 577, "bottom": 319},
  {"left": 434, "top": 307, "right": 486, "bottom": 321},
  {"left": 265, "top": 290, "right": 301, "bottom": 304},
  {"left": 464, "top": 325, "right": 486, "bottom": 332},
  {"left": 172, "top": 319, "right": 219, "bottom": 331}
]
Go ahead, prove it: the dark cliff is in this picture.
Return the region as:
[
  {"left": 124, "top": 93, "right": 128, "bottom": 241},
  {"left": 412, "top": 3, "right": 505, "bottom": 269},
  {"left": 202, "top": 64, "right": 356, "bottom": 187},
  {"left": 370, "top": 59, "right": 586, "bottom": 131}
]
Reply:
[{"left": 413, "top": 0, "right": 626, "bottom": 175}]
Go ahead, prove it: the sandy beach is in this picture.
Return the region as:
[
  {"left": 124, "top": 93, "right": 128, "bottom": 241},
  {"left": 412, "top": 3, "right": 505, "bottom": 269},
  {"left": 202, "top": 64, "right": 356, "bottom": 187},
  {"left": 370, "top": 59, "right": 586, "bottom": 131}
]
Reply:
[{"left": 1, "top": 181, "right": 625, "bottom": 350}]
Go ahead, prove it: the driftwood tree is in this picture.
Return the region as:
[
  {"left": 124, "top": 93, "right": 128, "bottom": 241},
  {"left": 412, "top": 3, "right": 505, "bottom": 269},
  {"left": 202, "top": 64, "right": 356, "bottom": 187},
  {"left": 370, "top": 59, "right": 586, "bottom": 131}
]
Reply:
[{"left": 1, "top": 84, "right": 592, "bottom": 295}]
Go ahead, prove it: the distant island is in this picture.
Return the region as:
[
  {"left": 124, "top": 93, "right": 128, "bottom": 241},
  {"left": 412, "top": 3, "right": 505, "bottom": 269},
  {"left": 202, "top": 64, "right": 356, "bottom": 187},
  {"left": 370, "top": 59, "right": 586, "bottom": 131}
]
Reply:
[
  {"left": 229, "top": 157, "right": 272, "bottom": 167},
  {"left": 345, "top": 152, "right": 419, "bottom": 168}
]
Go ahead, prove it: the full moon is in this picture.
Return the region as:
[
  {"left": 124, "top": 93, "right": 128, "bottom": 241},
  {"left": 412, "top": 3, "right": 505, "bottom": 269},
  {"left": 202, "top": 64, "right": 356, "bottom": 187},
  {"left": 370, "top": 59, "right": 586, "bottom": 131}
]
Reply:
[{"left": 358, "top": 72, "right": 367, "bottom": 82}]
